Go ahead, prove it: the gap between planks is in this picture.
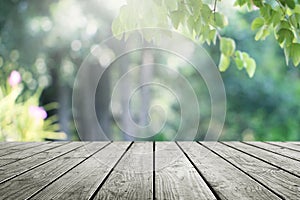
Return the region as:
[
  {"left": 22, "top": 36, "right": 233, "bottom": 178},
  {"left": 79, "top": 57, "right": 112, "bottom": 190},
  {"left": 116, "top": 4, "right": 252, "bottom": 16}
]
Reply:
[
  {"left": 198, "top": 142, "right": 298, "bottom": 199},
  {"left": 221, "top": 141, "right": 300, "bottom": 179},
  {"left": 1, "top": 142, "right": 298, "bottom": 199}
]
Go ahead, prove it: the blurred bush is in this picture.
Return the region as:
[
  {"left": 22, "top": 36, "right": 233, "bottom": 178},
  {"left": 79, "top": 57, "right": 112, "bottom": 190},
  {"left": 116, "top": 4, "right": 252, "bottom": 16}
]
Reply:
[{"left": 0, "top": 70, "right": 66, "bottom": 141}]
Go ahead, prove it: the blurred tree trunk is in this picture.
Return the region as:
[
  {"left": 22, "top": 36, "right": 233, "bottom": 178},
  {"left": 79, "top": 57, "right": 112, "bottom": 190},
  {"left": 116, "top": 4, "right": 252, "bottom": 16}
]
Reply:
[
  {"left": 139, "top": 50, "right": 153, "bottom": 127},
  {"left": 96, "top": 65, "right": 111, "bottom": 140},
  {"left": 119, "top": 56, "right": 133, "bottom": 140},
  {"left": 47, "top": 51, "right": 72, "bottom": 140},
  {"left": 76, "top": 60, "right": 111, "bottom": 141},
  {"left": 58, "top": 84, "right": 71, "bottom": 139}
]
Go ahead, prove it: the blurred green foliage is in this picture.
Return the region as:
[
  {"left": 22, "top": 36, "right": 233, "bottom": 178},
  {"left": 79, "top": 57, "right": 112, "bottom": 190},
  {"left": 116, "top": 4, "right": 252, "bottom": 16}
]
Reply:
[
  {"left": 0, "top": 0, "right": 299, "bottom": 141},
  {"left": 112, "top": 0, "right": 300, "bottom": 76},
  {"left": 219, "top": 10, "right": 300, "bottom": 141},
  {"left": 0, "top": 70, "right": 66, "bottom": 141}
]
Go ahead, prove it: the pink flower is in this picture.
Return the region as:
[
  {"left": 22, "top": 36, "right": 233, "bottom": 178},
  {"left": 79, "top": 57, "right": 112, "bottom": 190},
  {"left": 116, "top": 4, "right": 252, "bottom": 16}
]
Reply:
[
  {"left": 29, "top": 106, "right": 47, "bottom": 120},
  {"left": 8, "top": 70, "right": 21, "bottom": 87}
]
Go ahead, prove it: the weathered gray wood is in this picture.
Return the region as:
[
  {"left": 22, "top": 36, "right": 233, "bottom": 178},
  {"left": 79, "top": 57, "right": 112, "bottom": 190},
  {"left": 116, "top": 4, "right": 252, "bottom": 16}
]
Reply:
[
  {"left": 0, "top": 158, "right": 18, "bottom": 167},
  {"left": 31, "top": 142, "right": 130, "bottom": 200},
  {"left": 245, "top": 142, "right": 300, "bottom": 161},
  {"left": 223, "top": 142, "right": 300, "bottom": 177},
  {"left": 0, "top": 142, "right": 67, "bottom": 160},
  {"left": 0, "top": 142, "right": 84, "bottom": 183},
  {"left": 202, "top": 142, "right": 300, "bottom": 199},
  {"left": 155, "top": 142, "right": 216, "bottom": 200},
  {"left": 0, "top": 142, "right": 88, "bottom": 167},
  {"left": 0, "top": 142, "right": 48, "bottom": 157},
  {"left": 288, "top": 142, "right": 300, "bottom": 146},
  {"left": 0, "top": 142, "right": 51, "bottom": 166},
  {"left": 93, "top": 142, "right": 152, "bottom": 200},
  {"left": 0, "top": 142, "right": 109, "bottom": 200},
  {"left": 0, "top": 142, "right": 28, "bottom": 150},
  {"left": 178, "top": 142, "right": 280, "bottom": 200},
  {"left": 267, "top": 142, "right": 300, "bottom": 152},
  {"left": 0, "top": 141, "right": 299, "bottom": 199}
]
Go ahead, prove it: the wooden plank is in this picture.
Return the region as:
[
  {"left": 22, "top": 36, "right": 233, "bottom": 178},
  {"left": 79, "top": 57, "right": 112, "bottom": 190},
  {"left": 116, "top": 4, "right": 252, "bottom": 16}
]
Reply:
[
  {"left": 178, "top": 142, "right": 280, "bottom": 200},
  {"left": 30, "top": 142, "right": 86, "bottom": 159},
  {"left": 155, "top": 142, "right": 216, "bottom": 200},
  {"left": 290, "top": 142, "right": 300, "bottom": 146},
  {"left": 245, "top": 142, "right": 300, "bottom": 161},
  {"left": 0, "top": 142, "right": 28, "bottom": 150},
  {"left": 0, "top": 143, "right": 28, "bottom": 165},
  {"left": 0, "top": 142, "right": 109, "bottom": 200},
  {"left": 267, "top": 142, "right": 300, "bottom": 152},
  {"left": 0, "top": 142, "right": 51, "bottom": 166},
  {"left": 94, "top": 142, "right": 151, "bottom": 200},
  {"left": 32, "top": 142, "right": 131, "bottom": 199},
  {"left": 0, "top": 142, "right": 48, "bottom": 157},
  {"left": 0, "top": 142, "right": 68, "bottom": 160},
  {"left": 202, "top": 142, "right": 300, "bottom": 199},
  {"left": 223, "top": 142, "right": 300, "bottom": 177},
  {"left": 0, "top": 142, "right": 84, "bottom": 183}
]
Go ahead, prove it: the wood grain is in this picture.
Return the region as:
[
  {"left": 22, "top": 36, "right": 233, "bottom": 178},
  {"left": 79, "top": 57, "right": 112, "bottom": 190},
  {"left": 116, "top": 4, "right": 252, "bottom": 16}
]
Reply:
[
  {"left": 0, "top": 142, "right": 28, "bottom": 150},
  {"left": 202, "top": 142, "right": 300, "bottom": 199},
  {"left": 30, "top": 142, "right": 130, "bottom": 200},
  {"left": 267, "top": 142, "right": 300, "bottom": 152},
  {"left": 0, "top": 141, "right": 298, "bottom": 199},
  {"left": 94, "top": 142, "right": 152, "bottom": 200},
  {"left": 0, "top": 142, "right": 83, "bottom": 183},
  {"left": 0, "top": 142, "right": 51, "bottom": 167},
  {"left": 155, "top": 142, "right": 216, "bottom": 200},
  {"left": 0, "top": 142, "right": 47, "bottom": 157},
  {"left": 245, "top": 142, "right": 300, "bottom": 161},
  {"left": 223, "top": 142, "right": 300, "bottom": 177},
  {"left": 178, "top": 142, "right": 280, "bottom": 200},
  {"left": 0, "top": 142, "right": 67, "bottom": 160},
  {"left": 0, "top": 142, "right": 108, "bottom": 200}
]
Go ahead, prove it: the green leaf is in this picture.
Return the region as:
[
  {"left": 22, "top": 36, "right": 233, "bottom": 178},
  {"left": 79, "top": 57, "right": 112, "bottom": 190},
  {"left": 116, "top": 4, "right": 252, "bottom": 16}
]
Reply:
[
  {"left": 294, "top": 5, "right": 300, "bottom": 14},
  {"left": 245, "top": 57, "right": 256, "bottom": 78},
  {"left": 251, "top": 17, "right": 264, "bottom": 30},
  {"left": 164, "top": 0, "right": 177, "bottom": 11},
  {"left": 290, "top": 43, "right": 300, "bottom": 66},
  {"left": 209, "top": 29, "right": 217, "bottom": 45},
  {"left": 211, "top": 12, "right": 228, "bottom": 28},
  {"left": 278, "top": 0, "right": 286, "bottom": 6},
  {"left": 255, "top": 26, "right": 270, "bottom": 40},
  {"left": 260, "top": 4, "right": 272, "bottom": 22},
  {"left": 190, "top": 0, "right": 203, "bottom": 17},
  {"left": 170, "top": 10, "right": 184, "bottom": 29},
  {"left": 200, "top": 4, "right": 212, "bottom": 23},
  {"left": 286, "top": 0, "right": 296, "bottom": 9},
  {"left": 253, "top": 0, "right": 263, "bottom": 7},
  {"left": 289, "top": 13, "right": 300, "bottom": 28},
  {"left": 185, "top": 2, "right": 193, "bottom": 15},
  {"left": 220, "top": 37, "right": 236, "bottom": 56},
  {"left": 284, "top": 46, "right": 290, "bottom": 65},
  {"left": 234, "top": 51, "right": 244, "bottom": 70},
  {"left": 194, "top": 17, "right": 202, "bottom": 36},
  {"left": 277, "top": 20, "right": 291, "bottom": 30},
  {"left": 111, "top": 18, "right": 123, "bottom": 40},
  {"left": 186, "top": 16, "right": 195, "bottom": 34},
  {"left": 271, "top": 11, "right": 282, "bottom": 26},
  {"left": 241, "top": 52, "right": 250, "bottom": 61},
  {"left": 199, "top": 25, "right": 210, "bottom": 43},
  {"left": 276, "top": 28, "right": 294, "bottom": 46},
  {"left": 234, "top": 0, "right": 247, "bottom": 6},
  {"left": 219, "top": 54, "right": 230, "bottom": 72}
]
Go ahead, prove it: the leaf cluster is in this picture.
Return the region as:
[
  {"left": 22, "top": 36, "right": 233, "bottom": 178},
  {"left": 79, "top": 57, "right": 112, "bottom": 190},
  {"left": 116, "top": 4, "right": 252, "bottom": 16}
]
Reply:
[{"left": 112, "top": 0, "right": 300, "bottom": 77}]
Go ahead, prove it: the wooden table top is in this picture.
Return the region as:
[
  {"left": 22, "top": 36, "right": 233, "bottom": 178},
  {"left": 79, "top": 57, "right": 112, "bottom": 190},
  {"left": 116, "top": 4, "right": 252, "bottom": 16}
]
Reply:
[{"left": 0, "top": 141, "right": 299, "bottom": 199}]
